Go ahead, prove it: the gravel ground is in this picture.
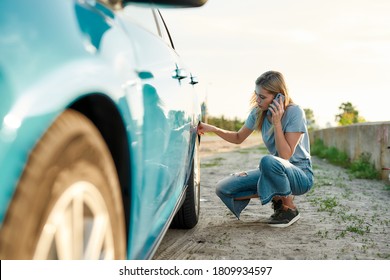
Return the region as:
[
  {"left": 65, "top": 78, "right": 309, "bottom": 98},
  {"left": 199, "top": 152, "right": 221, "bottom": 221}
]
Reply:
[{"left": 154, "top": 134, "right": 390, "bottom": 260}]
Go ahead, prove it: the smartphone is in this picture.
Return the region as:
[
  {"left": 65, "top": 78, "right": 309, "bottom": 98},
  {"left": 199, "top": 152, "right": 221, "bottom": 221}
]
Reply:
[{"left": 267, "top": 93, "right": 285, "bottom": 116}]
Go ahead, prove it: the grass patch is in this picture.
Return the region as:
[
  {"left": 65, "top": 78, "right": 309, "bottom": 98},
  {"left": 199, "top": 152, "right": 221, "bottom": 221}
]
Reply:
[
  {"left": 311, "top": 139, "right": 349, "bottom": 167},
  {"left": 235, "top": 145, "right": 268, "bottom": 154},
  {"left": 311, "top": 139, "right": 380, "bottom": 179},
  {"left": 308, "top": 186, "right": 373, "bottom": 240},
  {"left": 349, "top": 153, "right": 381, "bottom": 179},
  {"left": 201, "top": 157, "right": 225, "bottom": 168},
  {"left": 310, "top": 195, "right": 372, "bottom": 239},
  {"left": 235, "top": 149, "right": 252, "bottom": 154},
  {"left": 309, "top": 196, "right": 338, "bottom": 214}
]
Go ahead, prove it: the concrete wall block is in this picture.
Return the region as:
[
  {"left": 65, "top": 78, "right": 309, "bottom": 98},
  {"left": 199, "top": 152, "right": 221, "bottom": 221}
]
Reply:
[{"left": 311, "top": 122, "right": 390, "bottom": 180}]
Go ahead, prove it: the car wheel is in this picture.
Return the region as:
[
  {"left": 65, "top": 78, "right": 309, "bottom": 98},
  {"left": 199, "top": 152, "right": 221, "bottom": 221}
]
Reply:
[
  {"left": 0, "top": 110, "right": 126, "bottom": 259},
  {"left": 171, "top": 136, "right": 200, "bottom": 229}
]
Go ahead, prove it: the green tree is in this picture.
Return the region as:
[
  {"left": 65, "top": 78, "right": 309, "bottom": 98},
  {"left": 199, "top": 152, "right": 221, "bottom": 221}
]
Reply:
[
  {"left": 335, "top": 102, "right": 366, "bottom": 126},
  {"left": 304, "top": 108, "right": 318, "bottom": 131},
  {"left": 207, "top": 115, "right": 244, "bottom": 131}
]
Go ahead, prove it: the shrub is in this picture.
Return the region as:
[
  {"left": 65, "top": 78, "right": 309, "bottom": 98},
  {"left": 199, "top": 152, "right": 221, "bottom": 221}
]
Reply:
[
  {"left": 311, "top": 139, "right": 380, "bottom": 180},
  {"left": 349, "top": 153, "right": 381, "bottom": 179}
]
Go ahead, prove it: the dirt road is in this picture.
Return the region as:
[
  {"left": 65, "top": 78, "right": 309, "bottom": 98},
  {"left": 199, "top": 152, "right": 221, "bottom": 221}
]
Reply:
[{"left": 154, "top": 134, "right": 390, "bottom": 260}]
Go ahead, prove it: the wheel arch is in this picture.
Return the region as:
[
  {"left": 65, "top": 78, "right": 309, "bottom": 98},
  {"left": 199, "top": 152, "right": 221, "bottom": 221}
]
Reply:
[{"left": 69, "top": 94, "right": 131, "bottom": 239}]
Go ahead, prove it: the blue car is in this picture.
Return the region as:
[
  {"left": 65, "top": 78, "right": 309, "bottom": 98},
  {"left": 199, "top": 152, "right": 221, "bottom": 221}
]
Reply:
[{"left": 0, "top": 0, "right": 207, "bottom": 259}]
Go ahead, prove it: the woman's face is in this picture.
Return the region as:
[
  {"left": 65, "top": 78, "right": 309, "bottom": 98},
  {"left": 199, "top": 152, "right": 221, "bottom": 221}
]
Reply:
[{"left": 255, "top": 86, "right": 274, "bottom": 111}]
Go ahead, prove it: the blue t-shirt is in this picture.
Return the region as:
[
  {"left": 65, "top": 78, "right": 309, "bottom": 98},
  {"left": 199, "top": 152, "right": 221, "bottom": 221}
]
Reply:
[{"left": 245, "top": 104, "right": 311, "bottom": 164}]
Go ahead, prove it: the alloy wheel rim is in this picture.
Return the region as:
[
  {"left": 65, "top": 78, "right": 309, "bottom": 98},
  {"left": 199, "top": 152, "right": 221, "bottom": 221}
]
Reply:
[{"left": 33, "top": 181, "right": 115, "bottom": 260}]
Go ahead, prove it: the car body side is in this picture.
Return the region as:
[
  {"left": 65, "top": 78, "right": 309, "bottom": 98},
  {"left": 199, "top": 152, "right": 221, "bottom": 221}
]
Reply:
[{"left": 0, "top": 0, "right": 201, "bottom": 259}]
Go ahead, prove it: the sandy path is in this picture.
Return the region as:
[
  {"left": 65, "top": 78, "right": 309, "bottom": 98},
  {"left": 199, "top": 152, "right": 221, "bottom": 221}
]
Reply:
[{"left": 154, "top": 134, "right": 390, "bottom": 260}]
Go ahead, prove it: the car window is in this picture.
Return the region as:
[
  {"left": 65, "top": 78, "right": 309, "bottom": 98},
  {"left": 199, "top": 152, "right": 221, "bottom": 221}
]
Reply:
[{"left": 122, "top": 5, "right": 159, "bottom": 36}]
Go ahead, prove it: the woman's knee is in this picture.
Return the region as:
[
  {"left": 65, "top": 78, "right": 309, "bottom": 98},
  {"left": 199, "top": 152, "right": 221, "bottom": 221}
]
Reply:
[
  {"left": 215, "top": 176, "right": 237, "bottom": 197},
  {"left": 215, "top": 180, "right": 229, "bottom": 197},
  {"left": 260, "top": 155, "right": 279, "bottom": 169},
  {"left": 259, "top": 155, "right": 286, "bottom": 176}
]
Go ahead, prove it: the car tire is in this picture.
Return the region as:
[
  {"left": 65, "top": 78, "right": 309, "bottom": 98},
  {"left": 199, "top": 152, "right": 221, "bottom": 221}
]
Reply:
[
  {"left": 0, "top": 109, "right": 126, "bottom": 259},
  {"left": 170, "top": 136, "right": 200, "bottom": 229}
]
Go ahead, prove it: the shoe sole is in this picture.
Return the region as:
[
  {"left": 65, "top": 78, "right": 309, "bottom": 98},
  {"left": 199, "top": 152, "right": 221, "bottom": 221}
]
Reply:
[{"left": 268, "top": 212, "right": 301, "bottom": 228}]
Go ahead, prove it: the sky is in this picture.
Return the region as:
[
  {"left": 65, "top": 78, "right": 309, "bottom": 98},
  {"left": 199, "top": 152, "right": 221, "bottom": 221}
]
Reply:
[{"left": 161, "top": 0, "right": 390, "bottom": 128}]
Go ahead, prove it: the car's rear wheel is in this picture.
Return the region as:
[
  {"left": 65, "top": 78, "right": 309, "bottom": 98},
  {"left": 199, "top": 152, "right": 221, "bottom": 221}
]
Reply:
[
  {"left": 170, "top": 136, "right": 200, "bottom": 229},
  {"left": 0, "top": 110, "right": 126, "bottom": 259}
]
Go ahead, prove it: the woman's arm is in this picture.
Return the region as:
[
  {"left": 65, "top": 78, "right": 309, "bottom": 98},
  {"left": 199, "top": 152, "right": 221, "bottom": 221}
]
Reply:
[
  {"left": 270, "top": 96, "right": 303, "bottom": 160},
  {"left": 274, "top": 126, "right": 302, "bottom": 160},
  {"left": 198, "top": 122, "right": 253, "bottom": 144}
]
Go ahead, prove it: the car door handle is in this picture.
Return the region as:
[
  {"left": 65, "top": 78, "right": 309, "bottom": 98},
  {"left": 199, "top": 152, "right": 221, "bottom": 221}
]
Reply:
[{"left": 172, "top": 65, "right": 188, "bottom": 80}]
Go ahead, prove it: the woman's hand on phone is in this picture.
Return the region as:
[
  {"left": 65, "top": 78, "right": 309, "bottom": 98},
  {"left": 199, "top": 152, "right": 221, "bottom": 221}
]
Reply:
[{"left": 268, "top": 96, "right": 285, "bottom": 126}]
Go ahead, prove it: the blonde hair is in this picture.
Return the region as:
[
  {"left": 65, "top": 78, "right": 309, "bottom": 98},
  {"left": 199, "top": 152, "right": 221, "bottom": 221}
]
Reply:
[{"left": 250, "top": 71, "right": 293, "bottom": 131}]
